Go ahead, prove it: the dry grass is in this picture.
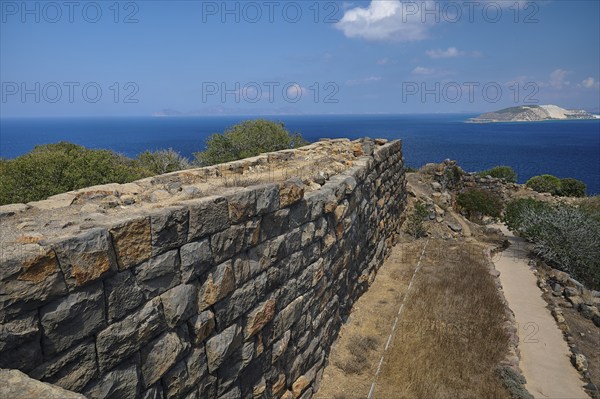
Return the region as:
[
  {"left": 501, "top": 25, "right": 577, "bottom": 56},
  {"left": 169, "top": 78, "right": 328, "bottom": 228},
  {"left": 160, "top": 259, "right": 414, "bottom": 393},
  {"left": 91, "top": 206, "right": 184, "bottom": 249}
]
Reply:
[{"left": 375, "top": 240, "right": 510, "bottom": 399}]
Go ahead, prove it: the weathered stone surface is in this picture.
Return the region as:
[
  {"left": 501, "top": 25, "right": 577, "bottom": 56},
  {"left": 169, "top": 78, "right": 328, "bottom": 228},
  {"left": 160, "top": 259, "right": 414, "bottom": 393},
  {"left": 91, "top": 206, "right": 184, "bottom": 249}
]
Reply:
[
  {"left": 206, "top": 323, "right": 243, "bottom": 373},
  {"left": 31, "top": 340, "right": 98, "bottom": 391},
  {"left": 105, "top": 270, "right": 145, "bottom": 323},
  {"left": 272, "top": 330, "right": 291, "bottom": 363},
  {"left": 109, "top": 215, "right": 152, "bottom": 270},
  {"left": 96, "top": 297, "right": 166, "bottom": 371},
  {"left": 245, "top": 299, "right": 276, "bottom": 339},
  {"left": 271, "top": 373, "right": 286, "bottom": 396},
  {"left": 83, "top": 362, "right": 139, "bottom": 399},
  {"left": 260, "top": 208, "right": 290, "bottom": 241},
  {"left": 163, "top": 347, "right": 208, "bottom": 398},
  {"left": 210, "top": 224, "right": 246, "bottom": 263},
  {"left": 219, "top": 386, "right": 241, "bottom": 399},
  {"left": 0, "top": 369, "right": 86, "bottom": 399},
  {"left": 0, "top": 311, "right": 42, "bottom": 372},
  {"left": 227, "top": 188, "right": 257, "bottom": 223},
  {"left": 188, "top": 310, "right": 215, "bottom": 345},
  {"left": 40, "top": 282, "right": 105, "bottom": 355},
  {"left": 180, "top": 239, "right": 213, "bottom": 283},
  {"left": 273, "top": 296, "right": 304, "bottom": 339},
  {"left": 214, "top": 273, "right": 268, "bottom": 327},
  {"left": 141, "top": 385, "right": 164, "bottom": 399},
  {"left": 198, "top": 260, "right": 236, "bottom": 310},
  {"left": 141, "top": 331, "right": 187, "bottom": 387},
  {"left": 279, "top": 178, "right": 305, "bottom": 208},
  {"left": 53, "top": 228, "right": 117, "bottom": 289},
  {"left": 0, "top": 245, "right": 67, "bottom": 321},
  {"left": 292, "top": 376, "right": 310, "bottom": 399},
  {"left": 150, "top": 206, "right": 189, "bottom": 255},
  {"left": 187, "top": 196, "right": 230, "bottom": 241},
  {"left": 256, "top": 184, "right": 280, "bottom": 215},
  {"left": 160, "top": 284, "right": 197, "bottom": 327},
  {"left": 134, "top": 249, "right": 181, "bottom": 299}
]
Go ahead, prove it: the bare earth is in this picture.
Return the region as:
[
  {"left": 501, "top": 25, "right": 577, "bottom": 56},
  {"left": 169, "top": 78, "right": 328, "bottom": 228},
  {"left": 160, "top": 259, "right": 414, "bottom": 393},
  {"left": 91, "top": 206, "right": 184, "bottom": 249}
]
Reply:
[{"left": 493, "top": 224, "right": 589, "bottom": 399}]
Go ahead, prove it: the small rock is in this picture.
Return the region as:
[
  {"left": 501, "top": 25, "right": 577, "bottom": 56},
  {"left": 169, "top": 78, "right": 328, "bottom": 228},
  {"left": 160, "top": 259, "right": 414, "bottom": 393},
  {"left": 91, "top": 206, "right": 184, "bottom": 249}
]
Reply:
[
  {"left": 447, "top": 222, "right": 462, "bottom": 233},
  {"left": 431, "top": 182, "right": 442, "bottom": 191},
  {"left": 572, "top": 353, "right": 588, "bottom": 372}
]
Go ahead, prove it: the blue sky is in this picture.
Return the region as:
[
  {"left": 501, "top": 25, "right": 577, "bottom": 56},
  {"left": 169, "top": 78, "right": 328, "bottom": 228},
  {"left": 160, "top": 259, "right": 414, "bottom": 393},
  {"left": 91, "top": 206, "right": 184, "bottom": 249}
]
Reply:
[{"left": 1, "top": 0, "right": 599, "bottom": 116}]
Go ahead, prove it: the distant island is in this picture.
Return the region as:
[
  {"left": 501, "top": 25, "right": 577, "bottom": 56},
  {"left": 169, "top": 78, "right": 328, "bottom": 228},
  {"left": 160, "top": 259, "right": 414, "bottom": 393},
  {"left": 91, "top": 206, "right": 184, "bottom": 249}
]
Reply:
[{"left": 469, "top": 105, "right": 600, "bottom": 123}]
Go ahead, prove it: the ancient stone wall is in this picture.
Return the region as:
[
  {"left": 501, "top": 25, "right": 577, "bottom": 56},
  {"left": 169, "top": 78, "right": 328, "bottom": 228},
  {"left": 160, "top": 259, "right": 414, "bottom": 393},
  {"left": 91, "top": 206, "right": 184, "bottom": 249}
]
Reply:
[{"left": 0, "top": 138, "right": 406, "bottom": 399}]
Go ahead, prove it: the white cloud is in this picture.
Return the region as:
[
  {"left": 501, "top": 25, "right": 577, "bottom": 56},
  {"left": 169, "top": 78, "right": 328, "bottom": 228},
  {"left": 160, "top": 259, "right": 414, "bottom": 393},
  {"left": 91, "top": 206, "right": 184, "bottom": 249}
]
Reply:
[
  {"left": 377, "top": 57, "right": 396, "bottom": 65},
  {"left": 580, "top": 77, "right": 599, "bottom": 89},
  {"left": 347, "top": 76, "right": 382, "bottom": 86},
  {"left": 335, "top": 0, "right": 434, "bottom": 42},
  {"left": 412, "top": 66, "right": 436, "bottom": 75},
  {"left": 549, "top": 69, "right": 570, "bottom": 89},
  {"left": 426, "top": 47, "right": 464, "bottom": 59},
  {"left": 285, "top": 84, "right": 308, "bottom": 99}
]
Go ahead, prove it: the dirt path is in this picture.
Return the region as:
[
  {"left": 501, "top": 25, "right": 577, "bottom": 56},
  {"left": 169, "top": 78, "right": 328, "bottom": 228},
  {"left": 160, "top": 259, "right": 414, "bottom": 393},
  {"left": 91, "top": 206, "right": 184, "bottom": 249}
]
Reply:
[{"left": 493, "top": 224, "right": 588, "bottom": 399}]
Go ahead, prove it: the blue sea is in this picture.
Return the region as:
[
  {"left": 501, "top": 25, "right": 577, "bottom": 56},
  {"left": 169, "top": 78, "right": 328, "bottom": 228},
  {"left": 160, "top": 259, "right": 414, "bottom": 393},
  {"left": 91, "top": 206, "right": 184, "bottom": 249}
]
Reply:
[{"left": 1, "top": 115, "right": 599, "bottom": 194}]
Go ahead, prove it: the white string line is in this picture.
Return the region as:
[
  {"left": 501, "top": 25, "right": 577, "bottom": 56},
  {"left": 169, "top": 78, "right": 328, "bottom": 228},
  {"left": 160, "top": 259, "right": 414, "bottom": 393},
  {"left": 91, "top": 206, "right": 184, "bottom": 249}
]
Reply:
[{"left": 367, "top": 239, "right": 429, "bottom": 399}]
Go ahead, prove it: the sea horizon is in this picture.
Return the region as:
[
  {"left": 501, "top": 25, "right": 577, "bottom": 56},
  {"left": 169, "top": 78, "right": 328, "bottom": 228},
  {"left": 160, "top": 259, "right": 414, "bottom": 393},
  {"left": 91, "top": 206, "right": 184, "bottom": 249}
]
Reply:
[{"left": 1, "top": 114, "right": 599, "bottom": 194}]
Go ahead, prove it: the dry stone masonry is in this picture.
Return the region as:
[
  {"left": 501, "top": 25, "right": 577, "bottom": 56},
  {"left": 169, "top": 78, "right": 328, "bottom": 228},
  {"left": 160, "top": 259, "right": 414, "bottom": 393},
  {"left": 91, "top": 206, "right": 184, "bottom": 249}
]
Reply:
[{"left": 0, "top": 138, "right": 406, "bottom": 399}]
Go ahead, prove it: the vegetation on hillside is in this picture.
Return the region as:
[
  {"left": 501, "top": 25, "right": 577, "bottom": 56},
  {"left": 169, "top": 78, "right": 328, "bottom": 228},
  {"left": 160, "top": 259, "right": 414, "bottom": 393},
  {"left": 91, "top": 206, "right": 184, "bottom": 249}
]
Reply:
[
  {"left": 0, "top": 142, "right": 150, "bottom": 205},
  {"left": 526, "top": 174, "right": 587, "bottom": 197},
  {"left": 405, "top": 201, "right": 429, "bottom": 238},
  {"left": 0, "top": 119, "right": 310, "bottom": 205},
  {"left": 457, "top": 188, "right": 503, "bottom": 222},
  {"left": 477, "top": 166, "right": 517, "bottom": 183},
  {"left": 505, "top": 198, "right": 600, "bottom": 290},
  {"left": 194, "top": 119, "right": 308, "bottom": 166}
]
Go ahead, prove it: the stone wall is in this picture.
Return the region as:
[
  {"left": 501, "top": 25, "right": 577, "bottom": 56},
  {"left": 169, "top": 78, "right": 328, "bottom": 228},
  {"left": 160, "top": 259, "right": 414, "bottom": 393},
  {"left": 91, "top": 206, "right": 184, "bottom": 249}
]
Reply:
[{"left": 0, "top": 139, "right": 406, "bottom": 399}]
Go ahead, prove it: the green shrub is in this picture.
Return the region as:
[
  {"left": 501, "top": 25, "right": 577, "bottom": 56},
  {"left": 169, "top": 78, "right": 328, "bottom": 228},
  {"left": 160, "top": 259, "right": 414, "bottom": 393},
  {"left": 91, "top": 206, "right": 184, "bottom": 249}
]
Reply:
[
  {"left": 137, "top": 148, "right": 191, "bottom": 175},
  {"left": 0, "top": 142, "right": 148, "bottom": 205},
  {"left": 558, "top": 178, "right": 586, "bottom": 197},
  {"left": 456, "top": 188, "right": 503, "bottom": 222},
  {"left": 478, "top": 166, "right": 517, "bottom": 183},
  {"left": 525, "top": 174, "right": 562, "bottom": 195},
  {"left": 579, "top": 196, "right": 600, "bottom": 222},
  {"left": 505, "top": 199, "right": 600, "bottom": 290},
  {"left": 405, "top": 201, "right": 429, "bottom": 238},
  {"left": 194, "top": 119, "right": 308, "bottom": 166}
]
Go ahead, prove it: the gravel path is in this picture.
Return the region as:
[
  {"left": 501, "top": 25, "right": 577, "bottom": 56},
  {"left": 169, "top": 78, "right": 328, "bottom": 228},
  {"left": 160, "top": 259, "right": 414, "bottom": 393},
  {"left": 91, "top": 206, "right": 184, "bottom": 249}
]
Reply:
[{"left": 493, "top": 224, "right": 589, "bottom": 399}]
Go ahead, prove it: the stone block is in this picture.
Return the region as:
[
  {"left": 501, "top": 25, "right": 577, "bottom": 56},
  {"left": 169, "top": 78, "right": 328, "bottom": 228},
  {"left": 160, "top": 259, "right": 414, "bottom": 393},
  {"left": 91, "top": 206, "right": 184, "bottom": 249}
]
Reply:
[
  {"left": 197, "top": 260, "right": 235, "bottom": 311},
  {"left": 104, "top": 270, "right": 145, "bottom": 323},
  {"left": 188, "top": 310, "right": 215, "bottom": 345},
  {"left": 40, "top": 282, "right": 105, "bottom": 355},
  {"left": 134, "top": 249, "right": 181, "bottom": 299},
  {"left": 256, "top": 184, "right": 280, "bottom": 215},
  {"left": 150, "top": 206, "right": 189, "bottom": 255},
  {"left": 83, "top": 362, "right": 140, "bottom": 399},
  {"left": 214, "top": 273, "right": 268, "bottom": 327},
  {"left": 0, "top": 310, "right": 42, "bottom": 372},
  {"left": 163, "top": 347, "right": 208, "bottom": 399},
  {"left": 53, "top": 228, "right": 117, "bottom": 290},
  {"left": 160, "top": 284, "right": 197, "bottom": 328},
  {"left": 210, "top": 224, "right": 246, "bottom": 264},
  {"left": 279, "top": 178, "right": 305, "bottom": 208},
  {"left": 96, "top": 297, "right": 166, "bottom": 371},
  {"left": 180, "top": 239, "right": 213, "bottom": 283},
  {"left": 109, "top": 215, "right": 152, "bottom": 270},
  {"left": 245, "top": 298, "right": 276, "bottom": 339},
  {"left": 206, "top": 323, "right": 243, "bottom": 373},
  {"left": 0, "top": 245, "right": 68, "bottom": 321},
  {"left": 187, "top": 196, "right": 230, "bottom": 241},
  {"left": 31, "top": 340, "right": 98, "bottom": 392},
  {"left": 141, "top": 331, "right": 187, "bottom": 388},
  {"left": 227, "top": 188, "right": 257, "bottom": 223}
]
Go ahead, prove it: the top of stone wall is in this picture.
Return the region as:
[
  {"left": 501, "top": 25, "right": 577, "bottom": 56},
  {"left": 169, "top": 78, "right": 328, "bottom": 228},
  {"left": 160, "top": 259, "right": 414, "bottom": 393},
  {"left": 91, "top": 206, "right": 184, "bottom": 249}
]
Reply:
[{"left": 0, "top": 138, "right": 400, "bottom": 317}]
